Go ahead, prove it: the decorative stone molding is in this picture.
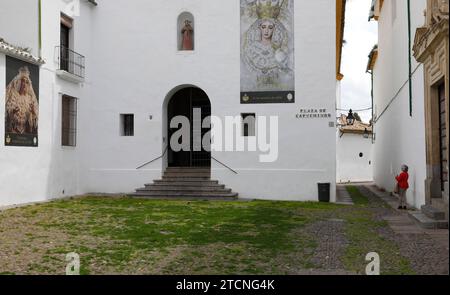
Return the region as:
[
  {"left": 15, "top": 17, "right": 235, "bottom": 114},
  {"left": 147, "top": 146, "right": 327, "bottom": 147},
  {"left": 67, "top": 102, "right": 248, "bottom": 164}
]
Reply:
[
  {"left": 413, "top": 0, "right": 449, "bottom": 62},
  {"left": 413, "top": 0, "right": 449, "bottom": 204}
]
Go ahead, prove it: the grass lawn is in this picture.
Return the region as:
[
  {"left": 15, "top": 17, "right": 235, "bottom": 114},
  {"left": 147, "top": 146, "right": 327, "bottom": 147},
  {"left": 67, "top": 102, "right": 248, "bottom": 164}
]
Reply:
[{"left": 0, "top": 188, "right": 414, "bottom": 275}]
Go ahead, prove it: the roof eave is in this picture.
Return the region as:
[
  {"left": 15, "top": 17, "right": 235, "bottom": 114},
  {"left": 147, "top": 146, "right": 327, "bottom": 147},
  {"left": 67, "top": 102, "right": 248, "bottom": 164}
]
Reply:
[{"left": 0, "top": 39, "right": 45, "bottom": 65}]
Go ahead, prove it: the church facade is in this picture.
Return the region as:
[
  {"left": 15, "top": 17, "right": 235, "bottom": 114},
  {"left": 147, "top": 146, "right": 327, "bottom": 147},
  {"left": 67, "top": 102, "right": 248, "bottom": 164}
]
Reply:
[{"left": 0, "top": 0, "right": 343, "bottom": 207}]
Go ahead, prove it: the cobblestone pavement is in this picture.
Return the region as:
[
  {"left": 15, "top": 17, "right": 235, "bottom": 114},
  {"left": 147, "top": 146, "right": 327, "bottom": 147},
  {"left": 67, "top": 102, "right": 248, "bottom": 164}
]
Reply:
[
  {"left": 359, "top": 184, "right": 449, "bottom": 275},
  {"left": 307, "top": 219, "right": 349, "bottom": 270}
]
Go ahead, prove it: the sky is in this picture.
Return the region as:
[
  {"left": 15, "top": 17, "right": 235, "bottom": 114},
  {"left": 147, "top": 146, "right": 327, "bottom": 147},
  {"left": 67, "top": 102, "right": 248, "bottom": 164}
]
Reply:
[{"left": 340, "top": 0, "right": 378, "bottom": 123}]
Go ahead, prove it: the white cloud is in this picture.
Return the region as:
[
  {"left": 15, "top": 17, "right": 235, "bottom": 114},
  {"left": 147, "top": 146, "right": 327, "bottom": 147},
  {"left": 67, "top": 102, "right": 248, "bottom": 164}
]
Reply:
[{"left": 340, "top": 0, "right": 378, "bottom": 123}]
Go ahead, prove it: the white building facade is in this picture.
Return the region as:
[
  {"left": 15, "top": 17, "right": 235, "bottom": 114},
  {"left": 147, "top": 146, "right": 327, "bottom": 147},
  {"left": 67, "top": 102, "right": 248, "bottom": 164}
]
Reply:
[
  {"left": 336, "top": 116, "right": 373, "bottom": 184},
  {"left": 1, "top": 0, "right": 340, "bottom": 207},
  {"left": 369, "top": 0, "right": 428, "bottom": 208}
]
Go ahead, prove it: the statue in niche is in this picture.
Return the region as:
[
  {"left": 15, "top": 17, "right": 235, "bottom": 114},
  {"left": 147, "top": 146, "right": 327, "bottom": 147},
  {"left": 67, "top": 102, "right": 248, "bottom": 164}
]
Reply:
[{"left": 181, "top": 20, "right": 194, "bottom": 51}]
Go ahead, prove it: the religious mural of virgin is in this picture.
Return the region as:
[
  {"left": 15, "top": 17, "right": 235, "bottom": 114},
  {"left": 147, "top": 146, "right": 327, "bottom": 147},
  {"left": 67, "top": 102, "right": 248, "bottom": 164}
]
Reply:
[
  {"left": 241, "top": 0, "right": 295, "bottom": 104},
  {"left": 4, "top": 56, "right": 40, "bottom": 147}
]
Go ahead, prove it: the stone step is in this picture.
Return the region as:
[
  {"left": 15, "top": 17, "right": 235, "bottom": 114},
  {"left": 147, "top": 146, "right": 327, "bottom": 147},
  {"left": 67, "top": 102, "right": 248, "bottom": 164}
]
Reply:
[
  {"left": 137, "top": 186, "right": 231, "bottom": 193},
  {"left": 431, "top": 198, "right": 449, "bottom": 220},
  {"left": 131, "top": 167, "right": 238, "bottom": 201},
  {"left": 145, "top": 183, "right": 225, "bottom": 189},
  {"left": 128, "top": 194, "right": 237, "bottom": 201},
  {"left": 408, "top": 211, "right": 448, "bottom": 230},
  {"left": 131, "top": 191, "right": 238, "bottom": 198},
  {"left": 431, "top": 197, "right": 449, "bottom": 208},
  {"left": 421, "top": 205, "right": 446, "bottom": 220},
  {"left": 153, "top": 179, "right": 219, "bottom": 185},
  {"left": 162, "top": 176, "right": 211, "bottom": 181},
  {"left": 163, "top": 172, "right": 211, "bottom": 178},
  {"left": 165, "top": 167, "right": 211, "bottom": 173}
]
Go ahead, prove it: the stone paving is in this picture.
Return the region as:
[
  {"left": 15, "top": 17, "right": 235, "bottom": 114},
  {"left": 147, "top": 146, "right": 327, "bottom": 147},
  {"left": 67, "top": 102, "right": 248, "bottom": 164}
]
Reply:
[
  {"left": 336, "top": 184, "right": 354, "bottom": 205},
  {"left": 360, "top": 183, "right": 449, "bottom": 275},
  {"left": 307, "top": 219, "right": 349, "bottom": 271}
]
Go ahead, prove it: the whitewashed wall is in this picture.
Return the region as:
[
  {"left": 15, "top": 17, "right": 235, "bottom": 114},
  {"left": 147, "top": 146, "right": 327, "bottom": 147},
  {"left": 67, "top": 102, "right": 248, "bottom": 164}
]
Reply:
[
  {"left": 0, "top": 0, "right": 39, "bottom": 56},
  {"left": 0, "top": 0, "right": 94, "bottom": 207},
  {"left": 337, "top": 133, "right": 373, "bottom": 183},
  {"left": 81, "top": 0, "right": 337, "bottom": 201},
  {"left": 1, "top": 0, "right": 337, "bottom": 205},
  {"left": 372, "top": 0, "right": 427, "bottom": 208}
]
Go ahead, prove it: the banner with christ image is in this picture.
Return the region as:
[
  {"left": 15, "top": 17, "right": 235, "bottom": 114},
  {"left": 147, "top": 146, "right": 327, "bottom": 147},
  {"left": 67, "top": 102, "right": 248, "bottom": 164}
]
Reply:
[
  {"left": 4, "top": 56, "right": 40, "bottom": 147},
  {"left": 241, "top": 0, "right": 295, "bottom": 104}
]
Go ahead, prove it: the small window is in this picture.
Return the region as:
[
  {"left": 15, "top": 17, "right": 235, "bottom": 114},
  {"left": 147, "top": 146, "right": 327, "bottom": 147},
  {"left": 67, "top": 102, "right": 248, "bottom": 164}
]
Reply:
[
  {"left": 241, "top": 113, "right": 256, "bottom": 137},
  {"left": 120, "top": 114, "right": 134, "bottom": 136},
  {"left": 62, "top": 95, "right": 77, "bottom": 147}
]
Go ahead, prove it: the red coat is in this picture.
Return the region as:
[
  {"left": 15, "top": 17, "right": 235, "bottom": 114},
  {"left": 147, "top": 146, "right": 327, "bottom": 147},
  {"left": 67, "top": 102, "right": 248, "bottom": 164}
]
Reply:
[{"left": 396, "top": 172, "right": 409, "bottom": 189}]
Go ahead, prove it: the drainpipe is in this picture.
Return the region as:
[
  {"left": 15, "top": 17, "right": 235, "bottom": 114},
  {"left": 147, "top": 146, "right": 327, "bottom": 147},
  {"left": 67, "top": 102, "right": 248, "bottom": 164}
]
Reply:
[
  {"left": 370, "top": 70, "right": 374, "bottom": 143},
  {"left": 38, "top": 0, "right": 42, "bottom": 58},
  {"left": 407, "top": 0, "right": 413, "bottom": 117}
]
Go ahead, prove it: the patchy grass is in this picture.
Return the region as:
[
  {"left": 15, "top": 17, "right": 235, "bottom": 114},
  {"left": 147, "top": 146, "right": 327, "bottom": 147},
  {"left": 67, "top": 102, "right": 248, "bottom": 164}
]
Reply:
[
  {"left": 0, "top": 195, "right": 415, "bottom": 275},
  {"left": 342, "top": 211, "right": 414, "bottom": 275},
  {"left": 346, "top": 186, "right": 369, "bottom": 205},
  {"left": 341, "top": 186, "right": 414, "bottom": 275}
]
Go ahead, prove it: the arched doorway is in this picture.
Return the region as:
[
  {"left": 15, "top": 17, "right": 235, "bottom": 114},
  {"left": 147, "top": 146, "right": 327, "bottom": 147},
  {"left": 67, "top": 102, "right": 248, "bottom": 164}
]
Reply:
[{"left": 166, "top": 87, "right": 211, "bottom": 168}]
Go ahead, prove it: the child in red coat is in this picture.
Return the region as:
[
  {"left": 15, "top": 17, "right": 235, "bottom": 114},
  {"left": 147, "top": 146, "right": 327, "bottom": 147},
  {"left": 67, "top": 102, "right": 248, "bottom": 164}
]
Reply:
[{"left": 395, "top": 164, "right": 409, "bottom": 210}]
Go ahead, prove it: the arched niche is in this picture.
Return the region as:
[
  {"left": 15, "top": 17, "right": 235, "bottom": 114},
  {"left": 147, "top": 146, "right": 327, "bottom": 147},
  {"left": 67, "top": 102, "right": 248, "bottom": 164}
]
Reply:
[{"left": 177, "top": 12, "right": 195, "bottom": 51}]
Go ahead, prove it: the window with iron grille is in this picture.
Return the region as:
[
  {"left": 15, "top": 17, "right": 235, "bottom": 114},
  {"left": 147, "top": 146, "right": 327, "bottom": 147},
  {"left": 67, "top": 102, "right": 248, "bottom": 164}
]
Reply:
[
  {"left": 120, "top": 114, "right": 134, "bottom": 136},
  {"left": 241, "top": 113, "right": 256, "bottom": 137},
  {"left": 62, "top": 95, "right": 77, "bottom": 147}
]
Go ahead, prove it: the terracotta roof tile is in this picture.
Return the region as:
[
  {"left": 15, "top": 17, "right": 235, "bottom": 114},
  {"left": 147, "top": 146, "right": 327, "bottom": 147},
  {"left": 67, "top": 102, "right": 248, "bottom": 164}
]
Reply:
[{"left": 338, "top": 114, "right": 373, "bottom": 134}]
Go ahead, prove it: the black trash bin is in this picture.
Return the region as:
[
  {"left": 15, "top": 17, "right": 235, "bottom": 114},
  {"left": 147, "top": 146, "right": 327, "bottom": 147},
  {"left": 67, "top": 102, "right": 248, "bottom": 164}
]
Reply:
[{"left": 318, "top": 183, "right": 330, "bottom": 202}]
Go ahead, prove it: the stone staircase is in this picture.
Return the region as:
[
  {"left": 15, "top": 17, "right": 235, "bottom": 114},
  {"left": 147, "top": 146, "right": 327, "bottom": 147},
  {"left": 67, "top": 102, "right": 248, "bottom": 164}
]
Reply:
[
  {"left": 363, "top": 184, "right": 448, "bottom": 230},
  {"left": 408, "top": 199, "right": 448, "bottom": 230},
  {"left": 431, "top": 198, "right": 449, "bottom": 220},
  {"left": 130, "top": 167, "right": 238, "bottom": 200}
]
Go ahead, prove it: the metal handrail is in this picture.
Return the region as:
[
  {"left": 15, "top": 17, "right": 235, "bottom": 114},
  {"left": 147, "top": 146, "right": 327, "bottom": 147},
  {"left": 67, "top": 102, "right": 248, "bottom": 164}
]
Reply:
[
  {"left": 136, "top": 146, "right": 168, "bottom": 170},
  {"left": 212, "top": 156, "right": 238, "bottom": 174},
  {"left": 136, "top": 147, "right": 237, "bottom": 174},
  {"left": 56, "top": 45, "right": 85, "bottom": 78}
]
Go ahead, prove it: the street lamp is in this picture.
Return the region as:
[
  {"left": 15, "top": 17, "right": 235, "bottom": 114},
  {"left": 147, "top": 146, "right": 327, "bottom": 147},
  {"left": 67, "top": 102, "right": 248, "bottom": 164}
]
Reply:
[{"left": 346, "top": 109, "right": 355, "bottom": 125}]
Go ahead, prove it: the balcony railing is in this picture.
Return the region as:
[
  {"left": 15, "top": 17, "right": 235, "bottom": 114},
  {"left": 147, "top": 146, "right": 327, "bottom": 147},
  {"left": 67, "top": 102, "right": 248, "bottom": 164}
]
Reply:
[{"left": 56, "top": 46, "right": 85, "bottom": 79}]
